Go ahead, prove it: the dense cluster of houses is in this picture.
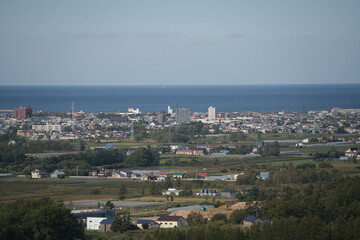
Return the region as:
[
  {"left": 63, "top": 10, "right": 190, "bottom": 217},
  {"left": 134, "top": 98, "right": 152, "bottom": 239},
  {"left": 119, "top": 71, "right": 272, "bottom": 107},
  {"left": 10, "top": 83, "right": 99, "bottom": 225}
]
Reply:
[
  {"left": 1, "top": 106, "right": 360, "bottom": 141},
  {"left": 74, "top": 206, "right": 271, "bottom": 232},
  {"left": 31, "top": 169, "right": 65, "bottom": 179}
]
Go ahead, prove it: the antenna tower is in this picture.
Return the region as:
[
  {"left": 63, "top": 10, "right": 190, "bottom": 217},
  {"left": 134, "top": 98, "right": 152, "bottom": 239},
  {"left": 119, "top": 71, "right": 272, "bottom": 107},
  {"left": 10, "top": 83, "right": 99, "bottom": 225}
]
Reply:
[
  {"left": 175, "top": 102, "right": 179, "bottom": 127},
  {"left": 72, "top": 102, "right": 75, "bottom": 121}
]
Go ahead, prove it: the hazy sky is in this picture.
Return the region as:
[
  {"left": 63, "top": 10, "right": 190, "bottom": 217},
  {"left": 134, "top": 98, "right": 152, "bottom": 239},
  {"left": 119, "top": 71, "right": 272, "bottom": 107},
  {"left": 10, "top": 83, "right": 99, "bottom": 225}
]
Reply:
[{"left": 0, "top": 0, "right": 359, "bottom": 85}]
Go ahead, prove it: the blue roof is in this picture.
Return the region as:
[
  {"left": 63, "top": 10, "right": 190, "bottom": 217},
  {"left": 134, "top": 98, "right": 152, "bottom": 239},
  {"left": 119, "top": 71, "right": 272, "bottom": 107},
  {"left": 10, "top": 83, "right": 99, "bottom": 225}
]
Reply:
[
  {"left": 137, "top": 219, "right": 153, "bottom": 224},
  {"left": 73, "top": 209, "right": 115, "bottom": 220},
  {"left": 100, "top": 218, "right": 113, "bottom": 224},
  {"left": 105, "top": 144, "right": 114, "bottom": 149},
  {"left": 259, "top": 172, "right": 269, "bottom": 179},
  {"left": 243, "top": 216, "right": 258, "bottom": 222},
  {"left": 260, "top": 218, "right": 271, "bottom": 222}
]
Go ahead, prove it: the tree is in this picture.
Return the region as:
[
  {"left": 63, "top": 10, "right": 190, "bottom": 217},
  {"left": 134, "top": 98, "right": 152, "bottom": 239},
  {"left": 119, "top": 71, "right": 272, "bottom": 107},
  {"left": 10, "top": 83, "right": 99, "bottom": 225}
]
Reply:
[
  {"left": 210, "top": 213, "right": 228, "bottom": 223},
  {"left": 119, "top": 182, "right": 127, "bottom": 195},
  {"left": 105, "top": 200, "right": 115, "bottom": 210},
  {"left": 262, "top": 141, "right": 280, "bottom": 157},
  {"left": 110, "top": 212, "right": 138, "bottom": 233},
  {"left": 229, "top": 209, "right": 247, "bottom": 224},
  {"left": 149, "top": 182, "right": 161, "bottom": 196},
  {"left": 0, "top": 198, "right": 85, "bottom": 240},
  {"left": 186, "top": 212, "right": 207, "bottom": 226},
  {"left": 126, "top": 148, "right": 160, "bottom": 167}
]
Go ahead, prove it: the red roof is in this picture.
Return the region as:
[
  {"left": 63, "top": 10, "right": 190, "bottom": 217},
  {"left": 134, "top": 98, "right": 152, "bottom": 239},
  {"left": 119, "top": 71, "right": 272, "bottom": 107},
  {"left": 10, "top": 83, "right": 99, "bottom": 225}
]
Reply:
[
  {"left": 144, "top": 174, "right": 156, "bottom": 177},
  {"left": 198, "top": 173, "right": 208, "bottom": 177}
]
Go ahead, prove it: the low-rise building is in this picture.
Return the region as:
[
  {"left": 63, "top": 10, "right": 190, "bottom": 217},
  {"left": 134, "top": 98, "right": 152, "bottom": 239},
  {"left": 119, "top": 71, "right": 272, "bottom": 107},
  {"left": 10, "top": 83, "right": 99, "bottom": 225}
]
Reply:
[
  {"left": 141, "top": 174, "right": 157, "bottom": 181},
  {"left": 345, "top": 148, "right": 358, "bottom": 158},
  {"left": 31, "top": 169, "right": 45, "bottom": 179},
  {"left": 173, "top": 172, "right": 185, "bottom": 179},
  {"left": 197, "top": 189, "right": 219, "bottom": 197},
  {"left": 136, "top": 219, "right": 160, "bottom": 230},
  {"left": 221, "top": 189, "right": 236, "bottom": 198},
  {"left": 163, "top": 188, "right": 182, "bottom": 196},
  {"left": 99, "top": 219, "right": 113, "bottom": 232},
  {"left": 87, "top": 217, "right": 107, "bottom": 230},
  {"left": 157, "top": 216, "right": 186, "bottom": 228},
  {"left": 198, "top": 173, "right": 208, "bottom": 178}
]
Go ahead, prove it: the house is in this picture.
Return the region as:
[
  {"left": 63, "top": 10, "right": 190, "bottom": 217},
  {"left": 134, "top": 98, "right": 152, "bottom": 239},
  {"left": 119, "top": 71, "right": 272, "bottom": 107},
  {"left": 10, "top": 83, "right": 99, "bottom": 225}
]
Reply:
[
  {"left": 50, "top": 169, "right": 65, "bottom": 179},
  {"left": 158, "top": 173, "right": 170, "bottom": 181},
  {"left": 31, "top": 169, "right": 45, "bottom": 179},
  {"left": 163, "top": 188, "right": 182, "bottom": 196},
  {"left": 136, "top": 219, "right": 160, "bottom": 230},
  {"left": 141, "top": 174, "right": 157, "bottom": 181},
  {"left": 258, "top": 172, "right": 269, "bottom": 180},
  {"left": 173, "top": 172, "right": 185, "bottom": 179},
  {"left": 193, "top": 150, "right": 205, "bottom": 155},
  {"left": 98, "top": 168, "right": 112, "bottom": 177},
  {"left": 221, "top": 189, "right": 236, "bottom": 198},
  {"left": 198, "top": 173, "right": 208, "bottom": 178},
  {"left": 157, "top": 216, "right": 186, "bottom": 228},
  {"left": 131, "top": 173, "right": 142, "bottom": 179},
  {"left": 99, "top": 219, "right": 113, "bottom": 232},
  {"left": 197, "top": 189, "right": 219, "bottom": 197},
  {"left": 345, "top": 148, "right": 358, "bottom": 158},
  {"left": 176, "top": 149, "right": 194, "bottom": 155},
  {"left": 243, "top": 216, "right": 271, "bottom": 228},
  {"left": 120, "top": 170, "right": 133, "bottom": 177},
  {"left": 87, "top": 217, "right": 107, "bottom": 230}
]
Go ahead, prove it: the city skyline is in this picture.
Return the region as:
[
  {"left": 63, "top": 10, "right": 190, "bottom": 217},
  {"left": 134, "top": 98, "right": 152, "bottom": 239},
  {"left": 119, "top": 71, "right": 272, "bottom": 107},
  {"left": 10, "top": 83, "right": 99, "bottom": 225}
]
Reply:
[{"left": 1, "top": 1, "right": 359, "bottom": 85}]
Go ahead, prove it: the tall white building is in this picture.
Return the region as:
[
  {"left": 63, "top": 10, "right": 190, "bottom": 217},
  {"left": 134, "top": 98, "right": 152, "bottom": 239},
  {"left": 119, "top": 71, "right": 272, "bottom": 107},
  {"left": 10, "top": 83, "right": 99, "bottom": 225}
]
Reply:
[
  {"left": 168, "top": 106, "right": 173, "bottom": 115},
  {"left": 128, "top": 108, "right": 141, "bottom": 114},
  {"left": 208, "top": 106, "right": 216, "bottom": 120}
]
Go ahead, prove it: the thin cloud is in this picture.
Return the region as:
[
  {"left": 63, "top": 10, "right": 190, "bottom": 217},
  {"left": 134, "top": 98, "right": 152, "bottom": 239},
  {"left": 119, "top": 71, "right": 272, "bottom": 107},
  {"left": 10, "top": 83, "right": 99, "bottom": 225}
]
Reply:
[
  {"left": 75, "top": 31, "right": 127, "bottom": 39},
  {"left": 53, "top": 31, "right": 128, "bottom": 39},
  {"left": 135, "top": 32, "right": 185, "bottom": 39}
]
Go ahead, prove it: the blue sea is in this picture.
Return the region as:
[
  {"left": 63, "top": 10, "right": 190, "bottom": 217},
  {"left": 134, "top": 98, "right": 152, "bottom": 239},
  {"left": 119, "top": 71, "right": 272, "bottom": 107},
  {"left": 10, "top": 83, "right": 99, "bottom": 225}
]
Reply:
[{"left": 0, "top": 84, "right": 359, "bottom": 113}]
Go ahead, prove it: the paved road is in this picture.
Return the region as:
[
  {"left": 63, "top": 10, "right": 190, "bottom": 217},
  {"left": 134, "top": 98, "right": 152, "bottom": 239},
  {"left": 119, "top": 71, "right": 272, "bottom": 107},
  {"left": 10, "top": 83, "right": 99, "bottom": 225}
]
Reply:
[{"left": 64, "top": 200, "right": 165, "bottom": 209}]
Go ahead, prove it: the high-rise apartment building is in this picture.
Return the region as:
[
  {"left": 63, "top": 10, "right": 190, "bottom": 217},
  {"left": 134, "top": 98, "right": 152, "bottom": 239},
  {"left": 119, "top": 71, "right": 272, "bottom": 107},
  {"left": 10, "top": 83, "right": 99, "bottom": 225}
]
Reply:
[
  {"left": 13, "top": 105, "right": 32, "bottom": 120},
  {"left": 168, "top": 106, "right": 173, "bottom": 115},
  {"left": 208, "top": 106, "right": 216, "bottom": 120},
  {"left": 176, "top": 108, "right": 190, "bottom": 124}
]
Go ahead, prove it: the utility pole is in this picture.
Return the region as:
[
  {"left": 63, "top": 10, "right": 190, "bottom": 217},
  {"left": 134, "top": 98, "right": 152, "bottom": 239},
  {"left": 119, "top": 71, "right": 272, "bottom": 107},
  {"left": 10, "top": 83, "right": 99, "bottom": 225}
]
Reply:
[
  {"left": 130, "top": 122, "right": 134, "bottom": 141},
  {"left": 167, "top": 127, "right": 172, "bottom": 144},
  {"left": 175, "top": 102, "right": 179, "bottom": 127}
]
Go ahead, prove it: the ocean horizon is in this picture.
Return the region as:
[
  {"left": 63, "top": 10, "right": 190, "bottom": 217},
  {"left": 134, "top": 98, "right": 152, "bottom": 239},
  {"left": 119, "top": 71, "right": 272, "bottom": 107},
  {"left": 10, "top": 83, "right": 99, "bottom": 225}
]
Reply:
[{"left": 1, "top": 84, "right": 360, "bottom": 113}]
